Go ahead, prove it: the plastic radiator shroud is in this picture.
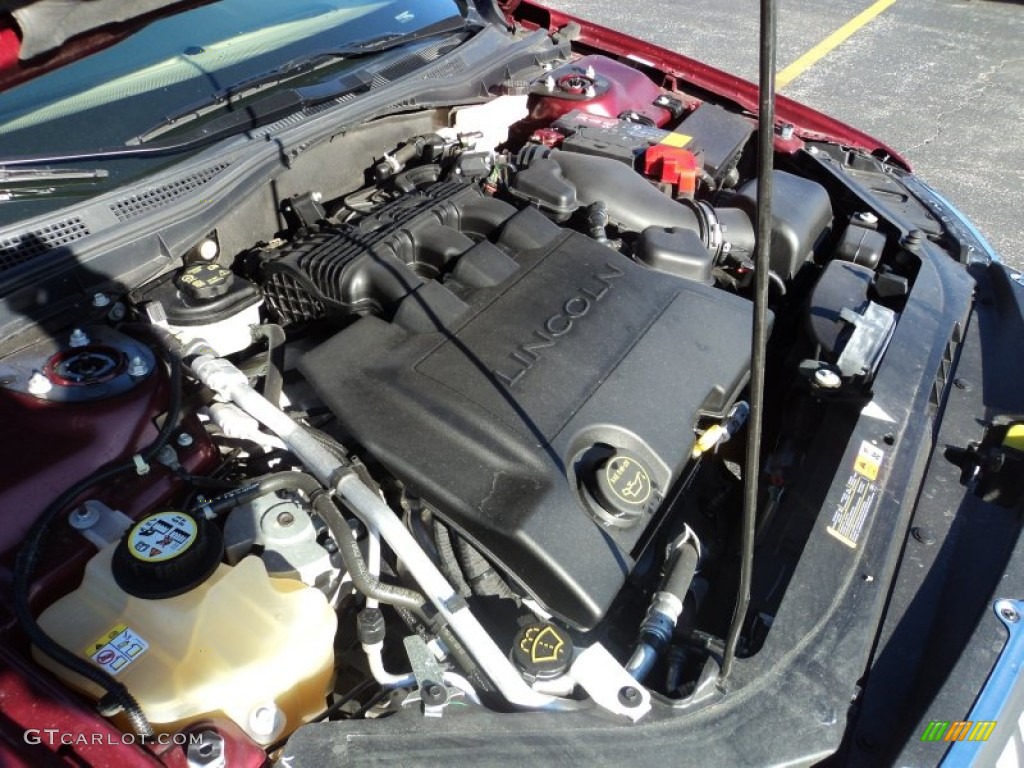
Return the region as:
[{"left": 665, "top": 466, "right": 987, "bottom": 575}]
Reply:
[{"left": 296, "top": 190, "right": 757, "bottom": 628}]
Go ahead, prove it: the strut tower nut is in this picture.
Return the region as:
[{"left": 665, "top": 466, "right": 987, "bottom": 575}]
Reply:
[{"left": 68, "top": 328, "right": 90, "bottom": 348}]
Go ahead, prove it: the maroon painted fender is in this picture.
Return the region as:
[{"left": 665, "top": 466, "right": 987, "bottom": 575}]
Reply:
[{"left": 504, "top": 0, "right": 911, "bottom": 170}]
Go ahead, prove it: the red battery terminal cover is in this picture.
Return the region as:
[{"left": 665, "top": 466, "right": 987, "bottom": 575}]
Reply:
[{"left": 643, "top": 144, "right": 700, "bottom": 198}]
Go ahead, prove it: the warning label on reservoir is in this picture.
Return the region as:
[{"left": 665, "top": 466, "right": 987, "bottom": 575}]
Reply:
[
  {"left": 85, "top": 624, "right": 148, "bottom": 675},
  {"left": 827, "top": 441, "right": 885, "bottom": 549}
]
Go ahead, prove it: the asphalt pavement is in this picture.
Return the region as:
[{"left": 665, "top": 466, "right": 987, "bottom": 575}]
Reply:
[{"left": 542, "top": 0, "right": 1024, "bottom": 270}]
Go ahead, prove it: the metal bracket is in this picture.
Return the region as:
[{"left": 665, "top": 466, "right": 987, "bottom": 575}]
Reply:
[
  {"left": 402, "top": 635, "right": 450, "bottom": 717},
  {"left": 571, "top": 643, "right": 651, "bottom": 721}
]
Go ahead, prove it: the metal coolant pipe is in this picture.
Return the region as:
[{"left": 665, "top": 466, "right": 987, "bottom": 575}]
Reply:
[{"left": 190, "top": 355, "right": 580, "bottom": 712}]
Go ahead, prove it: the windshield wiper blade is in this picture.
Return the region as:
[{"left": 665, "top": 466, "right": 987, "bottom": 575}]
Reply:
[
  {"left": 0, "top": 166, "right": 109, "bottom": 183},
  {"left": 0, "top": 15, "right": 472, "bottom": 168},
  {"left": 130, "top": 14, "right": 473, "bottom": 145},
  {"left": 0, "top": 73, "right": 372, "bottom": 168},
  {"left": 0, "top": 166, "right": 109, "bottom": 200}
]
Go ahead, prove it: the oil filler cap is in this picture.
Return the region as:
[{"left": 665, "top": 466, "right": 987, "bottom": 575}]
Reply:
[
  {"left": 512, "top": 622, "right": 573, "bottom": 681},
  {"left": 593, "top": 451, "right": 653, "bottom": 522},
  {"left": 112, "top": 510, "right": 223, "bottom": 599}
]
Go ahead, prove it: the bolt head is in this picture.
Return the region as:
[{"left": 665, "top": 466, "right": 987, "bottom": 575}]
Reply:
[
  {"left": 176, "top": 432, "right": 194, "bottom": 448},
  {"left": 27, "top": 370, "right": 52, "bottom": 395},
  {"left": 617, "top": 685, "right": 642, "bottom": 707},
  {"left": 421, "top": 683, "right": 447, "bottom": 705},
  {"left": 68, "top": 328, "right": 89, "bottom": 348},
  {"left": 999, "top": 602, "right": 1020, "bottom": 623},
  {"left": 910, "top": 526, "right": 935, "bottom": 545},
  {"left": 779, "top": 123, "right": 795, "bottom": 140},
  {"left": 91, "top": 292, "right": 111, "bottom": 308},
  {"left": 856, "top": 211, "right": 879, "bottom": 225},
  {"left": 127, "top": 355, "right": 149, "bottom": 378},
  {"left": 814, "top": 368, "right": 842, "bottom": 389},
  {"left": 276, "top": 510, "right": 295, "bottom": 527}
]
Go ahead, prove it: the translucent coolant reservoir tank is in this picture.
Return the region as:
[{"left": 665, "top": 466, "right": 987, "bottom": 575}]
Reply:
[{"left": 34, "top": 510, "right": 337, "bottom": 744}]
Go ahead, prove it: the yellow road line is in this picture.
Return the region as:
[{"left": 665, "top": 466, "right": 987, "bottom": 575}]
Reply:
[{"left": 776, "top": 0, "right": 898, "bottom": 89}]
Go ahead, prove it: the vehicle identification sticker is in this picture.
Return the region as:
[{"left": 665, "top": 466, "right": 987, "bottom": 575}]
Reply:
[
  {"left": 827, "top": 440, "right": 885, "bottom": 549},
  {"left": 85, "top": 624, "right": 148, "bottom": 675}
]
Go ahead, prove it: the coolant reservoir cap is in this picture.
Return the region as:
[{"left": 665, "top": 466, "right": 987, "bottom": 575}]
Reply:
[
  {"left": 512, "top": 622, "right": 573, "bottom": 681},
  {"left": 176, "top": 263, "right": 234, "bottom": 302},
  {"left": 112, "top": 510, "right": 224, "bottom": 599},
  {"left": 593, "top": 451, "right": 653, "bottom": 521}
]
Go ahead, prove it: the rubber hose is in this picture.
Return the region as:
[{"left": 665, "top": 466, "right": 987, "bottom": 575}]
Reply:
[
  {"left": 188, "top": 470, "right": 321, "bottom": 517},
  {"left": 312, "top": 494, "right": 432, "bottom": 622},
  {"left": 325, "top": 498, "right": 496, "bottom": 694},
  {"left": 303, "top": 427, "right": 380, "bottom": 491},
  {"left": 661, "top": 539, "right": 701, "bottom": 604},
  {"left": 13, "top": 339, "right": 184, "bottom": 737},
  {"left": 254, "top": 470, "right": 321, "bottom": 498}
]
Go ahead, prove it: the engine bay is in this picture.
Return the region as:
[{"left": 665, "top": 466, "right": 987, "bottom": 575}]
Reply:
[{"left": 0, "top": 41, "right": 936, "bottom": 762}]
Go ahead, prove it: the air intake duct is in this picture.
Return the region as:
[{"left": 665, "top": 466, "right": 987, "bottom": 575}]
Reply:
[{"left": 513, "top": 146, "right": 755, "bottom": 261}]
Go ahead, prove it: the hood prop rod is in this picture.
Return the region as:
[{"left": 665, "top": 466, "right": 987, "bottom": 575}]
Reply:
[{"left": 720, "top": 0, "right": 777, "bottom": 685}]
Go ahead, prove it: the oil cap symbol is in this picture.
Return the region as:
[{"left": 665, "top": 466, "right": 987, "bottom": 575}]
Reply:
[{"left": 593, "top": 452, "right": 652, "bottom": 522}]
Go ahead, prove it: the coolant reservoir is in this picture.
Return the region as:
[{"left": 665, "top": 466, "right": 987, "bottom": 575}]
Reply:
[{"left": 35, "top": 510, "right": 337, "bottom": 744}]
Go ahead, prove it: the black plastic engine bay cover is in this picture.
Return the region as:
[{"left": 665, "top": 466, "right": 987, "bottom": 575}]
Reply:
[{"left": 300, "top": 202, "right": 757, "bottom": 628}]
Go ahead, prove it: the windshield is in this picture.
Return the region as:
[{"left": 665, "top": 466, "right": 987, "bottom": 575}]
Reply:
[{"left": 0, "top": 0, "right": 465, "bottom": 224}]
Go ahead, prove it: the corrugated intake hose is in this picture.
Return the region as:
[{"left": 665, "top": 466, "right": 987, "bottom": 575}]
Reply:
[{"left": 453, "top": 535, "right": 518, "bottom": 601}]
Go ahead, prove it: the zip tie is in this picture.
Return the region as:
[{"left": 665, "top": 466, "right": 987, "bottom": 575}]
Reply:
[{"left": 133, "top": 454, "right": 150, "bottom": 476}]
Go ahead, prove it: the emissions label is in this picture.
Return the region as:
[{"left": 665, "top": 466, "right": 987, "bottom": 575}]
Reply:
[
  {"left": 85, "top": 624, "right": 148, "bottom": 675},
  {"left": 128, "top": 511, "right": 197, "bottom": 562},
  {"left": 827, "top": 441, "right": 885, "bottom": 549}
]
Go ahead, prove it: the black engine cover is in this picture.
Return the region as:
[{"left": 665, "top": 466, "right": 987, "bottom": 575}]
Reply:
[{"left": 299, "top": 197, "right": 756, "bottom": 628}]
